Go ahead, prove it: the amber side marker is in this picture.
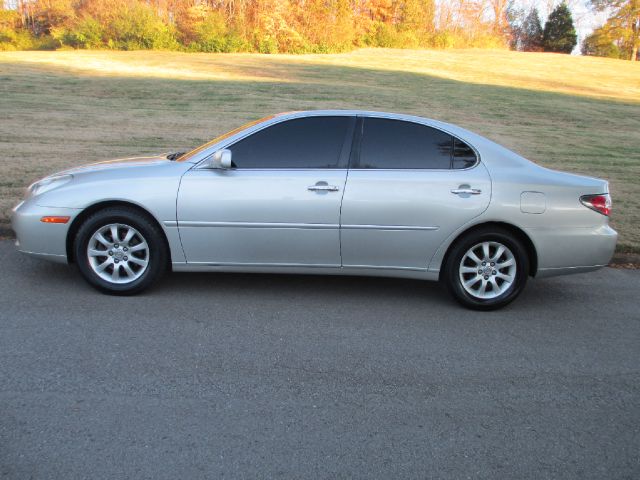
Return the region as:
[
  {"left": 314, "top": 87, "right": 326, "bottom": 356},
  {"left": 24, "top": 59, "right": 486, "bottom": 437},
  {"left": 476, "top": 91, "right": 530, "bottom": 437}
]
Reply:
[{"left": 40, "top": 216, "right": 71, "bottom": 224}]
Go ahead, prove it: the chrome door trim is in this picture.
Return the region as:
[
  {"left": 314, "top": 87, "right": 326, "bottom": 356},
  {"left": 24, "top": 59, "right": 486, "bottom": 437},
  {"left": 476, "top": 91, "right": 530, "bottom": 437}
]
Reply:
[
  {"left": 188, "top": 111, "right": 482, "bottom": 171},
  {"left": 171, "top": 220, "right": 339, "bottom": 229},
  {"left": 179, "top": 261, "right": 425, "bottom": 271},
  {"left": 187, "top": 261, "right": 341, "bottom": 268},
  {"left": 342, "top": 264, "right": 427, "bottom": 271},
  {"left": 341, "top": 224, "right": 439, "bottom": 231},
  {"left": 168, "top": 221, "right": 439, "bottom": 231},
  {"left": 351, "top": 113, "right": 481, "bottom": 171}
]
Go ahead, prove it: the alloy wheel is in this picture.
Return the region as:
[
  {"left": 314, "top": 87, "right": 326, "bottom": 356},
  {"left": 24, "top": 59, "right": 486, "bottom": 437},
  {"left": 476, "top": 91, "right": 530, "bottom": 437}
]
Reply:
[
  {"left": 87, "top": 223, "right": 150, "bottom": 284},
  {"left": 458, "top": 241, "right": 517, "bottom": 300}
]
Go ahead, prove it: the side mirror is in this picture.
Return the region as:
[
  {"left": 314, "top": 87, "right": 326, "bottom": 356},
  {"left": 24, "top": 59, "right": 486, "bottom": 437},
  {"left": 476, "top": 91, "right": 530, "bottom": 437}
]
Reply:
[{"left": 206, "top": 149, "right": 232, "bottom": 169}]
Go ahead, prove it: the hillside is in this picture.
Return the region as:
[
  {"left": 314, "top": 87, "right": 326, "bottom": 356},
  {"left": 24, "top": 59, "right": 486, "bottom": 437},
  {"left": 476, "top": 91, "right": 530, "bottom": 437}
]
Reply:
[{"left": 1, "top": 49, "right": 638, "bottom": 251}]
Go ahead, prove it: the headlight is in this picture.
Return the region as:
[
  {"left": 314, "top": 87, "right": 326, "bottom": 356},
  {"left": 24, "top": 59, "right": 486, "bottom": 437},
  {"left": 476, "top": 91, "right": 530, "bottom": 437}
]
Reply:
[{"left": 27, "top": 174, "right": 73, "bottom": 198}]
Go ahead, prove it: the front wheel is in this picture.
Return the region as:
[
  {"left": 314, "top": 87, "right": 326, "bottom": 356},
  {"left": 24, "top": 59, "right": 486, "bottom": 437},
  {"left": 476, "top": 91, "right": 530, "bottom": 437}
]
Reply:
[
  {"left": 73, "top": 207, "right": 167, "bottom": 295},
  {"left": 442, "top": 228, "right": 529, "bottom": 310}
]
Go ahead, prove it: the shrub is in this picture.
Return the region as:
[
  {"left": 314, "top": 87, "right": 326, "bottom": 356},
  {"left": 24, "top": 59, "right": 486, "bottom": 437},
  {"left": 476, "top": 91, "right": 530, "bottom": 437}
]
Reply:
[
  {"left": 52, "top": 16, "right": 104, "bottom": 49},
  {"left": 191, "top": 15, "right": 227, "bottom": 52},
  {"left": 257, "top": 36, "right": 278, "bottom": 54},
  {"left": 107, "top": 2, "right": 179, "bottom": 50}
]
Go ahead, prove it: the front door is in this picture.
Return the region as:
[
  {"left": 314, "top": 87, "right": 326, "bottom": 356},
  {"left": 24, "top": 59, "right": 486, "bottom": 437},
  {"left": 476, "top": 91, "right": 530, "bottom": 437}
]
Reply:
[{"left": 177, "top": 115, "right": 355, "bottom": 267}]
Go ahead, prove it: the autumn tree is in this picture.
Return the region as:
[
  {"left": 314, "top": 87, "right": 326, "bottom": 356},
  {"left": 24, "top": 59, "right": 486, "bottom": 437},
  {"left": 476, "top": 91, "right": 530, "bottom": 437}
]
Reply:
[
  {"left": 590, "top": 0, "right": 640, "bottom": 60},
  {"left": 489, "top": 0, "right": 509, "bottom": 37},
  {"left": 582, "top": 26, "right": 623, "bottom": 57},
  {"left": 0, "top": 0, "right": 513, "bottom": 52},
  {"left": 33, "top": 0, "right": 74, "bottom": 34},
  {"left": 399, "top": 0, "right": 436, "bottom": 35}
]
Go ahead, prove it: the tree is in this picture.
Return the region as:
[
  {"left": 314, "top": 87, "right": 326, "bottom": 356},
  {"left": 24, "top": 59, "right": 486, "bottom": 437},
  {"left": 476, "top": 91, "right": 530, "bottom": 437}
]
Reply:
[
  {"left": 582, "top": 27, "right": 623, "bottom": 57},
  {"left": 489, "top": 0, "right": 509, "bottom": 37},
  {"left": 542, "top": 2, "right": 577, "bottom": 53},
  {"left": 506, "top": 1, "right": 524, "bottom": 49},
  {"left": 31, "top": 0, "right": 75, "bottom": 35},
  {"left": 590, "top": 0, "right": 640, "bottom": 61},
  {"left": 521, "top": 7, "right": 543, "bottom": 51}
]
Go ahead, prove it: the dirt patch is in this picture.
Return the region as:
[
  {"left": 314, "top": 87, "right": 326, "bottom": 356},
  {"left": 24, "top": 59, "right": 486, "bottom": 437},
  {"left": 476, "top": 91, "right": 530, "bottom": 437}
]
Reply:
[
  {"left": 609, "top": 252, "right": 640, "bottom": 269},
  {"left": 0, "top": 223, "right": 13, "bottom": 240}
]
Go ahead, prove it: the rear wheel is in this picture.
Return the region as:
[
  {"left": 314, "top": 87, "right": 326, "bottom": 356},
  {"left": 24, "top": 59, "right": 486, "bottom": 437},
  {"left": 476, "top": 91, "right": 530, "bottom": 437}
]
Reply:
[
  {"left": 442, "top": 228, "right": 529, "bottom": 310},
  {"left": 73, "top": 207, "right": 167, "bottom": 295}
]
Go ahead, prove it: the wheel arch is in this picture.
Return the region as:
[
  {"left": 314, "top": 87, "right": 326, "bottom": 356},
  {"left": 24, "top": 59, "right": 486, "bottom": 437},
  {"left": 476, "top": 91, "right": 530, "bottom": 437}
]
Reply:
[
  {"left": 438, "top": 221, "right": 538, "bottom": 280},
  {"left": 66, "top": 200, "right": 171, "bottom": 265}
]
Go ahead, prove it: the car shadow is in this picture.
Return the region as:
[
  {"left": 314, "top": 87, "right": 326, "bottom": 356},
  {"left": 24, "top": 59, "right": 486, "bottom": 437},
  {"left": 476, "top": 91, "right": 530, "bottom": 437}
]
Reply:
[
  {"left": 8, "top": 247, "right": 583, "bottom": 313},
  {"left": 154, "top": 269, "right": 565, "bottom": 313},
  {"left": 159, "top": 270, "right": 450, "bottom": 304}
]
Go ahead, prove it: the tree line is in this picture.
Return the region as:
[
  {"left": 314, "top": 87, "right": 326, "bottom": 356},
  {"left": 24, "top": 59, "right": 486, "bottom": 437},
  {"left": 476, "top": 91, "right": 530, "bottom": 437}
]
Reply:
[
  {"left": 0, "top": 0, "right": 637, "bottom": 60},
  {"left": 0, "top": 0, "right": 511, "bottom": 52}
]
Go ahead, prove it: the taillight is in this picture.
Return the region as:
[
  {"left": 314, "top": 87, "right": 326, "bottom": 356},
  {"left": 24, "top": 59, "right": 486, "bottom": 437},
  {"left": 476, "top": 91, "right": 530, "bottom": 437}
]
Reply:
[{"left": 580, "top": 193, "right": 611, "bottom": 216}]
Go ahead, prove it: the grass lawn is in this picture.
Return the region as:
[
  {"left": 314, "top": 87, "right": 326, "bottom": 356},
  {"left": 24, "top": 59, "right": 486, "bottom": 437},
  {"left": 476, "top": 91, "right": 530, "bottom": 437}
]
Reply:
[{"left": 1, "top": 49, "right": 639, "bottom": 252}]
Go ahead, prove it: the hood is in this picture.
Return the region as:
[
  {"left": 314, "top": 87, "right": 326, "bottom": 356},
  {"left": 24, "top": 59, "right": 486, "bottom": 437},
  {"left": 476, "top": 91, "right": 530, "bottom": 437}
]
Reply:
[{"left": 57, "top": 155, "right": 172, "bottom": 176}]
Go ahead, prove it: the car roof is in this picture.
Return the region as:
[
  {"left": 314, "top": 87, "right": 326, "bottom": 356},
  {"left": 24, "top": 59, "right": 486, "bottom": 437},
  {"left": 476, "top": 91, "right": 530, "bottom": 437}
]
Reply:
[{"left": 273, "top": 110, "right": 494, "bottom": 152}]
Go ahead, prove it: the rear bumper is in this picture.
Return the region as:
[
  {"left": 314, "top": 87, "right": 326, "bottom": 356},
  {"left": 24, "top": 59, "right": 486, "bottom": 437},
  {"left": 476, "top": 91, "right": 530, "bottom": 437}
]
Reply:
[
  {"left": 11, "top": 199, "right": 81, "bottom": 264},
  {"left": 527, "top": 224, "right": 617, "bottom": 278}
]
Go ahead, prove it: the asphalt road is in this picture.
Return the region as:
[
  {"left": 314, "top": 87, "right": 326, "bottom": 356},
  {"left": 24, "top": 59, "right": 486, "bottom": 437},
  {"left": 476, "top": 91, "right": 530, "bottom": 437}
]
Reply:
[{"left": 1, "top": 240, "right": 639, "bottom": 480}]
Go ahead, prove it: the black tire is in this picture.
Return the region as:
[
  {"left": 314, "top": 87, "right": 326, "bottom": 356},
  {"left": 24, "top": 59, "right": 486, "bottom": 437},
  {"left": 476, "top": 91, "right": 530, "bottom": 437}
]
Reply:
[
  {"left": 73, "top": 207, "right": 168, "bottom": 295},
  {"left": 442, "top": 227, "right": 529, "bottom": 310}
]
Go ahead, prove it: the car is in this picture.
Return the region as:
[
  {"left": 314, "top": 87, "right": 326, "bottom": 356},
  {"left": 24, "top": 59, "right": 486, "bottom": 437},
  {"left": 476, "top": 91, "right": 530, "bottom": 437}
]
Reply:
[{"left": 12, "top": 110, "right": 617, "bottom": 309}]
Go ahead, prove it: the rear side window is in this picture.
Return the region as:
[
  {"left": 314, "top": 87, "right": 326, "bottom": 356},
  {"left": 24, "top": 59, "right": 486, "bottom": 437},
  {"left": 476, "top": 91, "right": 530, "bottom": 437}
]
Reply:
[
  {"left": 356, "top": 118, "right": 477, "bottom": 170},
  {"left": 453, "top": 138, "right": 477, "bottom": 169},
  {"left": 229, "top": 116, "right": 352, "bottom": 168}
]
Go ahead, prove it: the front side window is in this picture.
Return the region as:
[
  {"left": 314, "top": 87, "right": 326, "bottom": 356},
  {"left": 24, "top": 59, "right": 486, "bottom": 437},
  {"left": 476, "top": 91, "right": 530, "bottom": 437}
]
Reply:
[
  {"left": 178, "top": 115, "right": 277, "bottom": 162},
  {"left": 229, "top": 116, "right": 352, "bottom": 168},
  {"left": 357, "top": 118, "right": 477, "bottom": 170}
]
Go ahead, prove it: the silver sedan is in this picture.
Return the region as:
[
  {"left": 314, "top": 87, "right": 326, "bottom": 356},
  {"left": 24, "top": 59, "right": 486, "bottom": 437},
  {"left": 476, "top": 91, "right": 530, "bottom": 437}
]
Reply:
[{"left": 12, "top": 111, "right": 617, "bottom": 309}]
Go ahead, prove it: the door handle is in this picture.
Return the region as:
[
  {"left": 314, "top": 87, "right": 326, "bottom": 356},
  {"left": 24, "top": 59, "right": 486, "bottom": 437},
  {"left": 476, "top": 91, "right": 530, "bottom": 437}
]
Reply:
[
  {"left": 451, "top": 188, "right": 482, "bottom": 195},
  {"left": 308, "top": 184, "right": 339, "bottom": 192}
]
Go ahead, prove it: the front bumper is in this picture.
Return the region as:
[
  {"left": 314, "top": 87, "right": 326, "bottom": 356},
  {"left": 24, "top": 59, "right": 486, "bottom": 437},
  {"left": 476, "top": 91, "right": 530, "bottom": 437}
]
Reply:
[{"left": 11, "top": 199, "right": 81, "bottom": 264}]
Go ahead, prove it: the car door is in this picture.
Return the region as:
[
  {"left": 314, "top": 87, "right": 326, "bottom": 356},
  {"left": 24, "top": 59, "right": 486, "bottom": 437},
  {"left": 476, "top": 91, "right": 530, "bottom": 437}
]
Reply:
[
  {"left": 340, "top": 116, "right": 491, "bottom": 270},
  {"left": 177, "top": 115, "right": 355, "bottom": 267}
]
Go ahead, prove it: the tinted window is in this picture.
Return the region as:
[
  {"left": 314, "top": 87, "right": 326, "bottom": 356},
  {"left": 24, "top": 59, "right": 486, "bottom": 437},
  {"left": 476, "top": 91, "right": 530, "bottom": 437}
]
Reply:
[
  {"left": 358, "top": 118, "right": 452, "bottom": 169},
  {"left": 453, "top": 138, "right": 477, "bottom": 169},
  {"left": 229, "top": 116, "right": 351, "bottom": 168}
]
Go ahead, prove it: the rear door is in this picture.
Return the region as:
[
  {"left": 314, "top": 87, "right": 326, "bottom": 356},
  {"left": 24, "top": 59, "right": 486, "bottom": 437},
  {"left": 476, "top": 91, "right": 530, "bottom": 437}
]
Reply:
[
  {"left": 177, "top": 115, "right": 355, "bottom": 267},
  {"left": 340, "top": 116, "right": 491, "bottom": 270}
]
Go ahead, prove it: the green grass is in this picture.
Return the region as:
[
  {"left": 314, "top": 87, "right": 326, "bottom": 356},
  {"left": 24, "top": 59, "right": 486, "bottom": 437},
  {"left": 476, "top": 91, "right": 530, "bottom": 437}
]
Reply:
[{"left": 1, "top": 49, "right": 639, "bottom": 251}]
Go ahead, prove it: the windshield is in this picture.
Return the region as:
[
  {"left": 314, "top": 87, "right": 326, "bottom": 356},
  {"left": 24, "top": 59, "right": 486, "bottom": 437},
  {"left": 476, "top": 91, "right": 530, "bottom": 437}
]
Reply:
[{"left": 176, "top": 115, "right": 277, "bottom": 162}]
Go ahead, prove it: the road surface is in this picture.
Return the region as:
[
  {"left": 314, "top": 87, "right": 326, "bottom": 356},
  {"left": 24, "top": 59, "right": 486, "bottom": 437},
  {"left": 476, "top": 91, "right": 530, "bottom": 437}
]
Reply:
[{"left": 1, "top": 240, "right": 638, "bottom": 479}]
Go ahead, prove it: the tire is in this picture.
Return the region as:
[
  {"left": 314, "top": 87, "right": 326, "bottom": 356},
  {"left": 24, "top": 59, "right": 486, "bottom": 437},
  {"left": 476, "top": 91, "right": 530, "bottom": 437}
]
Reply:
[
  {"left": 442, "top": 227, "right": 529, "bottom": 310},
  {"left": 73, "top": 207, "right": 168, "bottom": 295}
]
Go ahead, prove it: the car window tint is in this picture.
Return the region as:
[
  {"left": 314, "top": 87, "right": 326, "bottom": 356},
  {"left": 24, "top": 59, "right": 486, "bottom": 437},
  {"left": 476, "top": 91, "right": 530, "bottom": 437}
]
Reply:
[
  {"left": 453, "top": 138, "right": 477, "bottom": 169},
  {"left": 229, "top": 116, "right": 350, "bottom": 168},
  {"left": 358, "top": 118, "right": 453, "bottom": 169}
]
